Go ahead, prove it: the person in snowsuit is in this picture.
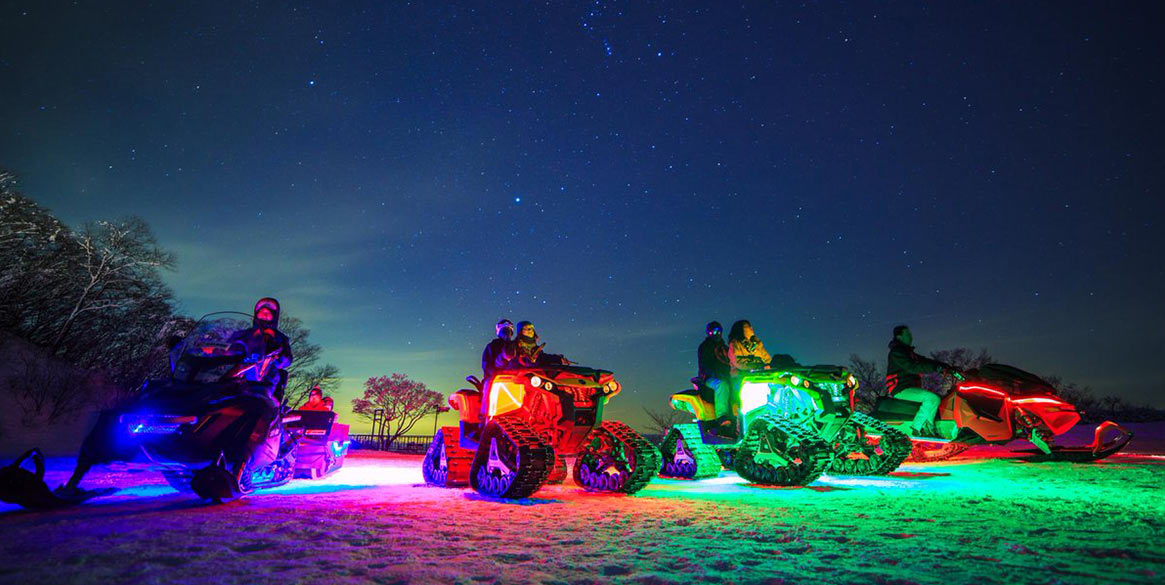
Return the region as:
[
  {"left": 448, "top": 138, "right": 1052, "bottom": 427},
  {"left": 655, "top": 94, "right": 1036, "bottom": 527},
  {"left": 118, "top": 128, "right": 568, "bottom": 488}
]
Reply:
[
  {"left": 228, "top": 297, "right": 293, "bottom": 399},
  {"left": 727, "top": 320, "right": 772, "bottom": 374},
  {"left": 514, "top": 321, "right": 570, "bottom": 367},
  {"left": 56, "top": 298, "right": 293, "bottom": 499},
  {"left": 301, "top": 386, "right": 334, "bottom": 412},
  {"left": 885, "top": 325, "right": 953, "bottom": 438},
  {"left": 696, "top": 321, "right": 734, "bottom": 429},
  {"left": 481, "top": 319, "right": 516, "bottom": 379}
]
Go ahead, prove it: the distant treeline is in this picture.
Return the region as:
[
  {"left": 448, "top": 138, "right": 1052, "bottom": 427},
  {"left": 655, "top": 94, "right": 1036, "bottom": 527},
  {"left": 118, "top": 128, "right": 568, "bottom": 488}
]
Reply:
[{"left": 0, "top": 170, "right": 340, "bottom": 431}]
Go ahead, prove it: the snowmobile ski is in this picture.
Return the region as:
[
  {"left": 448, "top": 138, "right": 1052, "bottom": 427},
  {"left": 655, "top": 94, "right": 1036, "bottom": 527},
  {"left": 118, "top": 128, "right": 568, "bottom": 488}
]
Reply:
[{"left": 0, "top": 449, "right": 115, "bottom": 510}]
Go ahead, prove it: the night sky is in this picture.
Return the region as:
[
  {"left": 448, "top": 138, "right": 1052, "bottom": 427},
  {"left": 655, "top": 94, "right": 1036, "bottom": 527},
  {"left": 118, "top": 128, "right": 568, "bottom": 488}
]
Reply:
[{"left": 2, "top": 2, "right": 1162, "bottom": 430}]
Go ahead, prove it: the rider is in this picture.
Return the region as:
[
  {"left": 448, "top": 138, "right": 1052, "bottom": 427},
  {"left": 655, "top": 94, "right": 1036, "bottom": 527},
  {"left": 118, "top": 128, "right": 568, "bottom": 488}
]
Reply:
[
  {"left": 514, "top": 321, "right": 570, "bottom": 366},
  {"left": 481, "top": 319, "right": 516, "bottom": 379},
  {"left": 301, "top": 386, "right": 334, "bottom": 412},
  {"left": 229, "top": 298, "right": 293, "bottom": 394},
  {"left": 697, "top": 321, "right": 733, "bottom": 428},
  {"left": 727, "top": 320, "right": 772, "bottom": 373},
  {"left": 886, "top": 325, "right": 952, "bottom": 439}
]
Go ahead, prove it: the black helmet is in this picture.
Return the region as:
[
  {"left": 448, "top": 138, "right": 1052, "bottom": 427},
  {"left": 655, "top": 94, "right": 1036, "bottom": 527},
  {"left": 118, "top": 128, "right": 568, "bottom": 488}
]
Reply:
[
  {"left": 496, "top": 319, "right": 514, "bottom": 339},
  {"left": 253, "top": 297, "right": 281, "bottom": 328},
  {"left": 705, "top": 321, "right": 723, "bottom": 337}
]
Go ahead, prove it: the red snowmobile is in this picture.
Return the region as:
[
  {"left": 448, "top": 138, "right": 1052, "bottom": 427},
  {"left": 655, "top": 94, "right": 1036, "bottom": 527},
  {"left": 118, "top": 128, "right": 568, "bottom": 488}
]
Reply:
[
  {"left": 423, "top": 364, "right": 660, "bottom": 499},
  {"left": 869, "top": 363, "right": 1132, "bottom": 462}
]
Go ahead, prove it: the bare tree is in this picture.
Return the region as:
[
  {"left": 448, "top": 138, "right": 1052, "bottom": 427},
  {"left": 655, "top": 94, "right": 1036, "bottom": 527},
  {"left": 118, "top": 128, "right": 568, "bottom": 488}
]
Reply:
[
  {"left": 4, "top": 349, "right": 93, "bottom": 426},
  {"left": 286, "top": 364, "right": 342, "bottom": 409},
  {"left": 50, "top": 217, "right": 176, "bottom": 353},
  {"left": 641, "top": 406, "right": 692, "bottom": 436},
  {"left": 277, "top": 315, "right": 342, "bottom": 408},
  {"left": 929, "top": 347, "right": 994, "bottom": 371},
  {"left": 0, "top": 186, "right": 76, "bottom": 336},
  {"left": 2, "top": 179, "right": 182, "bottom": 413},
  {"left": 352, "top": 373, "right": 444, "bottom": 446}
]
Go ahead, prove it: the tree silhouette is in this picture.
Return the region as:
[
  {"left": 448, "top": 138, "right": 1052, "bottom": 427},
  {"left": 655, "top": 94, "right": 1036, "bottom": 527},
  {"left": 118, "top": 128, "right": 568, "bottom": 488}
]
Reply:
[{"left": 352, "top": 373, "right": 445, "bottom": 445}]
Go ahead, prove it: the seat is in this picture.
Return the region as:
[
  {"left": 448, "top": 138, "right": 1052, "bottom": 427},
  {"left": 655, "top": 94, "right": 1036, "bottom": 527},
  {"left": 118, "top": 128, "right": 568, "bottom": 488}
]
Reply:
[{"left": 670, "top": 388, "right": 716, "bottom": 421}]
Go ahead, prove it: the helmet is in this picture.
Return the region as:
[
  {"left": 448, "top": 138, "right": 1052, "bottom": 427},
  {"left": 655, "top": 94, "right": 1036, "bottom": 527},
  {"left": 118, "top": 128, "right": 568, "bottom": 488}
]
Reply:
[
  {"left": 496, "top": 319, "right": 514, "bottom": 339},
  {"left": 254, "top": 297, "right": 281, "bottom": 328},
  {"left": 705, "top": 321, "right": 723, "bottom": 337}
]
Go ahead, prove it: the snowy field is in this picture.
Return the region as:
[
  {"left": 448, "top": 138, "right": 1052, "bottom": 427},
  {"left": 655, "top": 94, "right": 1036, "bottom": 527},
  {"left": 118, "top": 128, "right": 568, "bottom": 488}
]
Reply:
[{"left": 1, "top": 426, "right": 1162, "bottom": 585}]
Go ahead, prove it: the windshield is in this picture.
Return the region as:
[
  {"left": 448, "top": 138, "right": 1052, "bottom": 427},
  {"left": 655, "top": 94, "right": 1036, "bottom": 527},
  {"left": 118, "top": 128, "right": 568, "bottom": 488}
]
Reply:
[{"left": 171, "top": 312, "right": 254, "bottom": 382}]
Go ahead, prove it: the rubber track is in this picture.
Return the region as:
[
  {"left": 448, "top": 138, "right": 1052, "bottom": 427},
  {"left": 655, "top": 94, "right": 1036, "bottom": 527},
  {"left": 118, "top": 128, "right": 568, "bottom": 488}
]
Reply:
[
  {"left": 734, "top": 413, "right": 831, "bottom": 486},
  {"left": 658, "top": 424, "right": 721, "bottom": 480},
  {"left": 576, "top": 421, "right": 661, "bottom": 495},
  {"left": 422, "top": 427, "right": 473, "bottom": 487},
  {"left": 470, "top": 416, "right": 553, "bottom": 499},
  {"left": 829, "top": 412, "right": 912, "bottom": 476}
]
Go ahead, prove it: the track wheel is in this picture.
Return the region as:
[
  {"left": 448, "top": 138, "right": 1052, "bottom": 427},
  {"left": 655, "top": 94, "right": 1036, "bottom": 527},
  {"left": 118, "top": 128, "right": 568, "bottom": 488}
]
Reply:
[
  {"left": 734, "top": 414, "right": 830, "bottom": 486},
  {"left": 469, "top": 418, "right": 553, "bottom": 499},
  {"left": 658, "top": 424, "right": 720, "bottom": 479},
  {"left": 423, "top": 427, "right": 472, "bottom": 487}
]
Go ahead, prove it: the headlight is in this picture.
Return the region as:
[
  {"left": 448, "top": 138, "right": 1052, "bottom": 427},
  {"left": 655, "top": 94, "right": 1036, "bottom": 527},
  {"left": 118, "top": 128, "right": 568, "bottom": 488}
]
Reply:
[
  {"left": 530, "top": 375, "right": 543, "bottom": 387},
  {"left": 605, "top": 381, "right": 620, "bottom": 393},
  {"left": 847, "top": 374, "right": 857, "bottom": 387},
  {"left": 789, "top": 375, "right": 801, "bottom": 387},
  {"left": 543, "top": 381, "right": 553, "bottom": 390}
]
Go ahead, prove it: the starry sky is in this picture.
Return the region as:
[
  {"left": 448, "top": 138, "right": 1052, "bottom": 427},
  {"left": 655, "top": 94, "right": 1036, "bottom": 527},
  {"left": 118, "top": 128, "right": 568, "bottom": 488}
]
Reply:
[{"left": 1, "top": 1, "right": 1163, "bottom": 431}]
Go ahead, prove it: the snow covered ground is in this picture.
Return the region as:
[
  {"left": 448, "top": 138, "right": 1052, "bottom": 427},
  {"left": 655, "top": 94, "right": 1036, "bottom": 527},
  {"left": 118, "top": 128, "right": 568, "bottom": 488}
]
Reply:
[{"left": 1, "top": 427, "right": 1162, "bottom": 585}]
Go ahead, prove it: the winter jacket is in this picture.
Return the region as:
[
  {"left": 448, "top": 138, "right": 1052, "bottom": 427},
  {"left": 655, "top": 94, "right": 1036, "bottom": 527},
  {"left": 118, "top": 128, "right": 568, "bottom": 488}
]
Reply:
[
  {"left": 516, "top": 335, "right": 568, "bottom": 367},
  {"left": 301, "top": 396, "right": 333, "bottom": 412},
  {"left": 697, "top": 337, "right": 731, "bottom": 381},
  {"left": 228, "top": 326, "right": 293, "bottom": 384},
  {"left": 728, "top": 337, "right": 771, "bottom": 373},
  {"left": 481, "top": 338, "right": 516, "bottom": 378},
  {"left": 233, "top": 327, "right": 292, "bottom": 367},
  {"left": 885, "top": 339, "right": 947, "bottom": 394}
]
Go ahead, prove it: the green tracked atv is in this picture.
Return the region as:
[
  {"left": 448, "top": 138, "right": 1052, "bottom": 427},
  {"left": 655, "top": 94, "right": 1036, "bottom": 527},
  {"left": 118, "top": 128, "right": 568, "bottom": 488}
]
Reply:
[{"left": 659, "top": 362, "right": 912, "bottom": 486}]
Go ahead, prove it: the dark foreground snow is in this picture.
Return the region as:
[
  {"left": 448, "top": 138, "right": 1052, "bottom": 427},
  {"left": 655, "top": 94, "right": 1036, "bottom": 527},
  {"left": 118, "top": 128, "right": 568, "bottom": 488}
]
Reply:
[{"left": 1, "top": 431, "right": 1162, "bottom": 585}]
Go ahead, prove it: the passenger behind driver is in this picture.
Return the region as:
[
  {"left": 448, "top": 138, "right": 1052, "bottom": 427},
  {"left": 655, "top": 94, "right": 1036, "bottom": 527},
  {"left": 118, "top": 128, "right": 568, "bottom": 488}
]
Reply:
[
  {"left": 727, "top": 320, "right": 772, "bottom": 374},
  {"left": 301, "top": 386, "right": 334, "bottom": 412},
  {"left": 514, "top": 321, "right": 571, "bottom": 366}
]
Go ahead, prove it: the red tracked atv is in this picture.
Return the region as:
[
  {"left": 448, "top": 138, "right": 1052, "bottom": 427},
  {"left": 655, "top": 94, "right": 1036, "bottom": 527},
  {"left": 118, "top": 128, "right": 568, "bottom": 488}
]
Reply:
[
  {"left": 869, "top": 363, "right": 1133, "bottom": 462},
  {"left": 422, "top": 365, "right": 660, "bottom": 498}
]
